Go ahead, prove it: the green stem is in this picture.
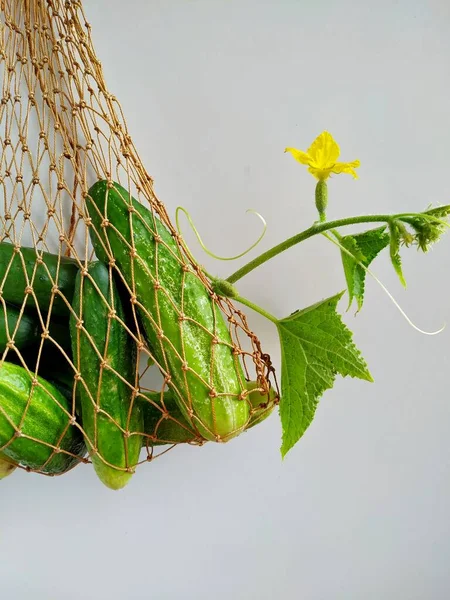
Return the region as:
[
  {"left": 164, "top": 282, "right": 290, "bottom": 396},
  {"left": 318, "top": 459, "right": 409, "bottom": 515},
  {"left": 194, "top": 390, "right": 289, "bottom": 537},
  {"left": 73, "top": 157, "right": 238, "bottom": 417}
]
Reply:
[
  {"left": 233, "top": 294, "right": 278, "bottom": 324},
  {"left": 226, "top": 213, "right": 399, "bottom": 284},
  {"left": 329, "top": 228, "right": 343, "bottom": 240}
]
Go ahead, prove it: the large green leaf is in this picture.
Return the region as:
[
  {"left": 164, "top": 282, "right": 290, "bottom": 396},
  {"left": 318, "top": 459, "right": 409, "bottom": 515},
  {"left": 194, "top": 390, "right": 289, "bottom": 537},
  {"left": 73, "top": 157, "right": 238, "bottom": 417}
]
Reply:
[
  {"left": 340, "top": 226, "right": 390, "bottom": 311},
  {"left": 276, "top": 292, "right": 373, "bottom": 457}
]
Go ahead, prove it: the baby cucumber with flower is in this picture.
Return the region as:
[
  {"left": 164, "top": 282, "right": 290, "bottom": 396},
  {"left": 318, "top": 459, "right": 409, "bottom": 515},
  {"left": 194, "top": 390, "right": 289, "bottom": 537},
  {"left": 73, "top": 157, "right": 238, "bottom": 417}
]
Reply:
[
  {"left": 86, "top": 180, "right": 254, "bottom": 442},
  {"left": 0, "top": 361, "right": 85, "bottom": 473},
  {"left": 70, "top": 260, "right": 143, "bottom": 490}
]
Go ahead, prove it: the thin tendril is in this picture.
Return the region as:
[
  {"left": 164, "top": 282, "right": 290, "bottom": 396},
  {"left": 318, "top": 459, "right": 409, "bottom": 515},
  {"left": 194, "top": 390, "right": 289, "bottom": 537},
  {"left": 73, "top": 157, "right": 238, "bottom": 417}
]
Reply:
[
  {"left": 175, "top": 206, "right": 267, "bottom": 261},
  {"left": 322, "top": 232, "right": 446, "bottom": 336}
]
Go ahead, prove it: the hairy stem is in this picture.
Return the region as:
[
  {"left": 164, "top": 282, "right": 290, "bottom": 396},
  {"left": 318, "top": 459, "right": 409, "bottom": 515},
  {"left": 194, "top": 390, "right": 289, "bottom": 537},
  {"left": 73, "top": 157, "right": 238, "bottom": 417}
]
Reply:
[
  {"left": 233, "top": 294, "right": 279, "bottom": 324},
  {"left": 226, "top": 213, "right": 402, "bottom": 284}
]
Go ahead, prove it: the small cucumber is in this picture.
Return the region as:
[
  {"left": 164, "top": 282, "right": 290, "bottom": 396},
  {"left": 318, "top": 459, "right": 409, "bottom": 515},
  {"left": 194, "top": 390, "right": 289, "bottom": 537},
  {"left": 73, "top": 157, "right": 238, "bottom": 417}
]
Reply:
[
  {"left": 141, "top": 383, "right": 277, "bottom": 446},
  {"left": 86, "top": 181, "right": 251, "bottom": 442},
  {"left": 243, "top": 381, "right": 278, "bottom": 429},
  {"left": 140, "top": 391, "right": 199, "bottom": 446},
  {"left": 70, "top": 261, "right": 143, "bottom": 490},
  {"left": 0, "top": 242, "right": 78, "bottom": 317},
  {"left": 0, "top": 361, "right": 85, "bottom": 473}
]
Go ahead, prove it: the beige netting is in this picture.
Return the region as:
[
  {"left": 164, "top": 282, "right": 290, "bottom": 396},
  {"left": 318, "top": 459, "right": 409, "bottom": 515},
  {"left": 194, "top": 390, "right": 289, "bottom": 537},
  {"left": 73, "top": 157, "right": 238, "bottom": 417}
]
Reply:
[{"left": 0, "top": 0, "right": 278, "bottom": 483}]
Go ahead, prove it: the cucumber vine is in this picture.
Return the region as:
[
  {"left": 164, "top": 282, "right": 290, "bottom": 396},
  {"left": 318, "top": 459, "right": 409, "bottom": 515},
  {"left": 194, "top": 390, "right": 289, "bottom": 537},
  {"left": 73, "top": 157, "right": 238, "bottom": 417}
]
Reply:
[{"left": 180, "top": 131, "right": 450, "bottom": 456}]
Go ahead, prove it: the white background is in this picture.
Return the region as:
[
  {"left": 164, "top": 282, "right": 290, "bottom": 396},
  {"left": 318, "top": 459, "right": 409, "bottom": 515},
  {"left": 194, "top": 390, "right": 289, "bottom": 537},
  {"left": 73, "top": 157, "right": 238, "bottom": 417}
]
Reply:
[{"left": 2, "top": 1, "right": 450, "bottom": 598}]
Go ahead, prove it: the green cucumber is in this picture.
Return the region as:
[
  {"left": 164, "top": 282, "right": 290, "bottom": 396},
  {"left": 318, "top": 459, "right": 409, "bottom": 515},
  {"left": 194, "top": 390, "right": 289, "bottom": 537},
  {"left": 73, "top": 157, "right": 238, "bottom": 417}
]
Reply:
[
  {"left": 0, "top": 361, "right": 85, "bottom": 473},
  {"left": 0, "top": 304, "right": 41, "bottom": 352},
  {"left": 70, "top": 261, "right": 143, "bottom": 490},
  {"left": 9, "top": 341, "right": 74, "bottom": 394},
  {"left": 86, "top": 180, "right": 251, "bottom": 442},
  {"left": 141, "top": 382, "right": 277, "bottom": 446},
  {"left": 140, "top": 391, "right": 199, "bottom": 446},
  {"left": 243, "top": 381, "right": 278, "bottom": 429},
  {"left": 0, "top": 242, "right": 79, "bottom": 317}
]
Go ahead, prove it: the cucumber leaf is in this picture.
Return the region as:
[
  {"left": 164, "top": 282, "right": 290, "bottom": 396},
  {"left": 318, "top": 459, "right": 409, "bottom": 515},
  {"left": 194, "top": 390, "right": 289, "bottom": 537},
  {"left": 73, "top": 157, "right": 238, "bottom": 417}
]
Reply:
[
  {"left": 389, "top": 223, "right": 407, "bottom": 288},
  {"left": 390, "top": 249, "right": 406, "bottom": 288},
  {"left": 340, "top": 227, "right": 390, "bottom": 311},
  {"left": 276, "top": 292, "right": 373, "bottom": 458}
]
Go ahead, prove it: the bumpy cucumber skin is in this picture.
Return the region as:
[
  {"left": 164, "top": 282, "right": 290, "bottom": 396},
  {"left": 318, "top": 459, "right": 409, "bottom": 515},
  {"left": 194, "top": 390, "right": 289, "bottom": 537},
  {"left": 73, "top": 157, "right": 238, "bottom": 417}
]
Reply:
[
  {"left": 140, "top": 392, "right": 199, "bottom": 446},
  {"left": 0, "top": 242, "right": 78, "bottom": 317},
  {"left": 0, "top": 304, "right": 41, "bottom": 352},
  {"left": 70, "top": 261, "right": 143, "bottom": 490},
  {"left": 86, "top": 181, "right": 249, "bottom": 442},
  {"left": 141, "top": 383, "right": 277, "bottom": 446},
  {"left": 0, "top": 361, "right": 85, "bottom": 473}
]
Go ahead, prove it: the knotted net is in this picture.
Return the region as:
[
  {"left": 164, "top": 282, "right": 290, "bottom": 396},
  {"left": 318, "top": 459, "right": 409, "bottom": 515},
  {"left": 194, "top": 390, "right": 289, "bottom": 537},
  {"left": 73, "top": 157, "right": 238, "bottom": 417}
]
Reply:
[{"left": 0, "top": 0, "right": 277, "bottom": 484}]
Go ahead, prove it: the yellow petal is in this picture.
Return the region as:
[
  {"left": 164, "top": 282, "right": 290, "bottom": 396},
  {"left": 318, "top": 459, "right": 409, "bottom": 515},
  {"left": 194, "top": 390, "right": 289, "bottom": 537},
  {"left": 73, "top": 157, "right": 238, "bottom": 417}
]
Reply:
[
  {"left": 306, "top": 131, "right": 340, "bottom": 169},
  {"left": 308, "top": 166, "right": 333, "bottom": 180},
  {"left": 332, "top": 159, "right": 361, "bottom": 179},
  {"left": 284, "top": 147, "right": 312, "bottom": 166}
]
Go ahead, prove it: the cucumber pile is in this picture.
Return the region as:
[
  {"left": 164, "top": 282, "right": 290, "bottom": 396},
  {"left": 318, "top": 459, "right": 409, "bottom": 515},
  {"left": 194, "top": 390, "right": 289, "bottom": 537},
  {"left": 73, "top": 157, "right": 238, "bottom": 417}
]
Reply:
[{"left": 0, "top": 181, "right": 276, "bottom": 489}]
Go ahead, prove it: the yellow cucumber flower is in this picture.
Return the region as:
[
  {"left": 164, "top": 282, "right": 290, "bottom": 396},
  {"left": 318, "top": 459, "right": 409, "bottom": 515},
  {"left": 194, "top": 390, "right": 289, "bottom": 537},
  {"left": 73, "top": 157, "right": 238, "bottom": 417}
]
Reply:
[{"left": 285, "top": 131, "right": 360, "bottom": 181}]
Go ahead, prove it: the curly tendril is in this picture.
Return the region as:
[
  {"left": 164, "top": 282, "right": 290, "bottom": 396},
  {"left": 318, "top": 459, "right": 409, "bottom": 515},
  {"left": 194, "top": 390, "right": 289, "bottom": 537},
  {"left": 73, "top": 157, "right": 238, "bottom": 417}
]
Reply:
[{"left": 175, "top": 206, "right": 267, "bottom": 262}]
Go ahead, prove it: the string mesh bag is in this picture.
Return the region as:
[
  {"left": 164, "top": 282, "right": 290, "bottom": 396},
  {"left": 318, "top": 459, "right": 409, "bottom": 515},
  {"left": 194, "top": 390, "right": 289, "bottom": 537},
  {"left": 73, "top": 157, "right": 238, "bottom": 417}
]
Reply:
[{"left": 0, "top": 0, "right": 278, "bottom": 487}]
